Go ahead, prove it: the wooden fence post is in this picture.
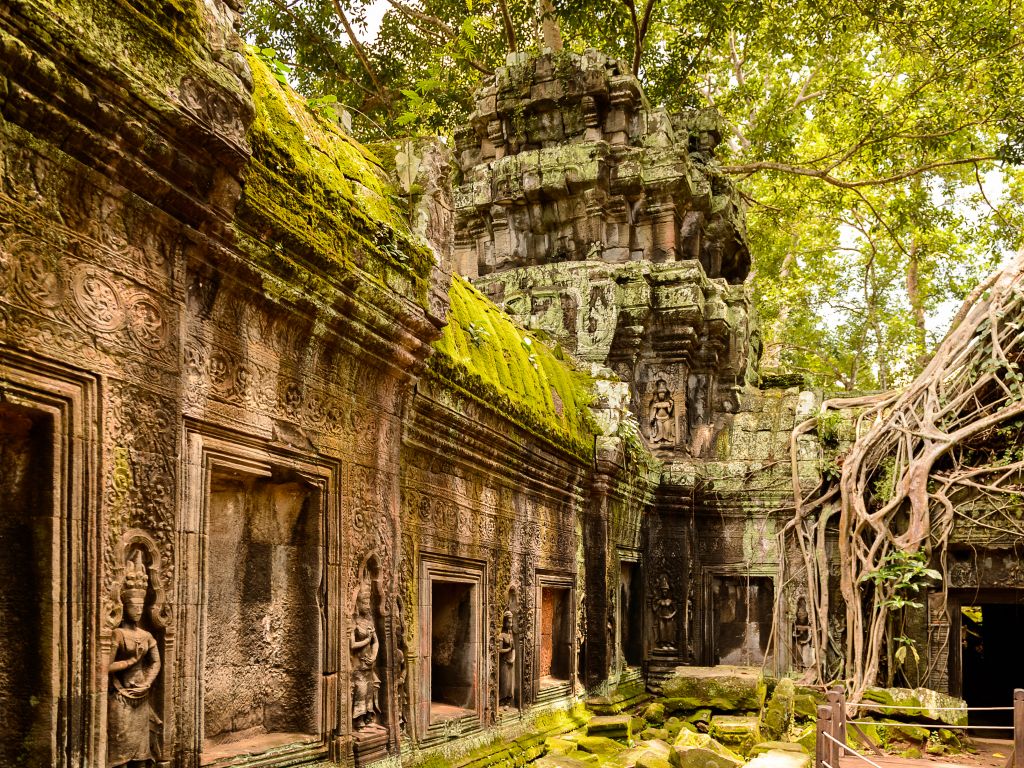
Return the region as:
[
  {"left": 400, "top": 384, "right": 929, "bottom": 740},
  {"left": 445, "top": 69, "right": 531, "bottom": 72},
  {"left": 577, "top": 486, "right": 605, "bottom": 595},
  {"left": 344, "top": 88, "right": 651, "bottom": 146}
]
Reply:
[
  {"left": 828, "top": 686, "right": 846, "bottom": 762},
  {"left": 817, "top": 705, "right": 834, "bottom": 768},
  {"left": 1014, "top": 689, "right": 1024, "bottom": 768}
]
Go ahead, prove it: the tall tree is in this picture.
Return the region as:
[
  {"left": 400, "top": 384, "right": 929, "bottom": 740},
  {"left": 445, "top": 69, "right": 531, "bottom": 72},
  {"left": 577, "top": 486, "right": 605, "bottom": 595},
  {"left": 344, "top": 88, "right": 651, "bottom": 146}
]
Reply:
[{"left": 242, "top": 0, "right": 1023, "bottom": 390}]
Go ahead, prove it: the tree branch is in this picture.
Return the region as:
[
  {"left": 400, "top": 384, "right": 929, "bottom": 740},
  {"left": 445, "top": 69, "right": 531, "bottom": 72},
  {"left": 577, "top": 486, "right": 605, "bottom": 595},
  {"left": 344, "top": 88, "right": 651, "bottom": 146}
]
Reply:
[
  {"left": 720, "top": 155, "right": 1000, "bottom": 189},
  {"left": 633, "top": 0, "right": 658, "bottom": 74},
  {"left": 496, "top": 0, "right": 517, "bottom": 52},
  {"left": 261, "top": 0, "right": 378, "bottom": 100},
  {"left": 329, "top": 0, "right": 390, "bottom": 110},
  {"left": 377, "top": 0, "right": 495, "bottom": 75}
]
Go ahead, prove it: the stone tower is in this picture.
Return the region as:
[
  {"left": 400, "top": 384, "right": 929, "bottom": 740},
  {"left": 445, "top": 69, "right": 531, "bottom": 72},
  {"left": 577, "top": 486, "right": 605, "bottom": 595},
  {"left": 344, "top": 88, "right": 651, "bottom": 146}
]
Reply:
[{"left": 452, "top": 49, "right": 759, "bottom": 460}]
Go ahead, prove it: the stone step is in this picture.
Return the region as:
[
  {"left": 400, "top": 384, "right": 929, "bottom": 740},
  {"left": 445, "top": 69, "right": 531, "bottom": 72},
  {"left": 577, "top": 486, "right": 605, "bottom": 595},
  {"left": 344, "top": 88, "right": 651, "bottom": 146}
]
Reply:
[{"left": 585, "top": 716, "right": 632, "bottom": 741}]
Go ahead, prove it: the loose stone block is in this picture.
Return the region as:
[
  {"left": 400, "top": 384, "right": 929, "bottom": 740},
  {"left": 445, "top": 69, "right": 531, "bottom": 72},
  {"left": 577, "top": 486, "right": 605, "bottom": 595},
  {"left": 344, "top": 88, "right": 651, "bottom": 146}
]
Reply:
[
  {"left": 588, "top": 714, "right": 633, "bottom": 741},
  {"left": 669, "top": 731, "right": 744, "bottom": 768},
  {"left": 661, "top": 667, "right": 768, "bottom": 712},
  {"left": 862, "top": 687, "right": 967, "bottom": 726},
  {"left": 578, "top": 735, "right": 630, "bottom": 755}
]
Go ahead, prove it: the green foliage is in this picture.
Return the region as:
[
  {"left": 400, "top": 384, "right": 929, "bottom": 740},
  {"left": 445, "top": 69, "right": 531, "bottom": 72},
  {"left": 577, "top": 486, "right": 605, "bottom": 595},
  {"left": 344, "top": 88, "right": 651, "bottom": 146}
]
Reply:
[
  {"left": 861, "top": 550, "right": 939, "bottom": 681},
  {"left": 467, "top": 321, "right": 491, "bottom": 346},
  {"left": 816, "top": 411, "right": 843, "bottom": 450},
  {"left": 860, "top": 550, "right": 942, "bottom": 611},
  {"left": 871, "top": 457, "right": 898, "bottom": 502},
  {"left": 306, "top": 93, "right": 346, "bottom": 124},
  {"left": 247, "top": 45, "right": 292, "bottom": 84},
  {"left": 242, "top": 0, "right": 1024, "bottom": 389},
  {"left": 893, "top": 634, "right": 920, "bottom": 667},
  {"left": 818, "top": 457, "right": 841, "bottom": 483}
]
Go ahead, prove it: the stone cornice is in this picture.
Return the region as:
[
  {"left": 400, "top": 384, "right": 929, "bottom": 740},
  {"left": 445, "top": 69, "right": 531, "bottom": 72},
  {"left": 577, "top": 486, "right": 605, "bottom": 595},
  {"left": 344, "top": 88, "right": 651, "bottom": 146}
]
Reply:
[
  {"left": 406, "top": 375, "right": 591, "bottom": 507},
  {"left": 0, "top": 0, "right": 252, "bottom": 235}
]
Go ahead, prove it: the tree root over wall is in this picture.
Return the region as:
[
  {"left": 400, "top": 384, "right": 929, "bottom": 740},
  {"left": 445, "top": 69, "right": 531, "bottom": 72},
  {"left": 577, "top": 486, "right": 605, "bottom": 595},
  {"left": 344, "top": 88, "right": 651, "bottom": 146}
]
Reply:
[{"left": 784, "top": 250, "right": 1024, "bottom": 700}]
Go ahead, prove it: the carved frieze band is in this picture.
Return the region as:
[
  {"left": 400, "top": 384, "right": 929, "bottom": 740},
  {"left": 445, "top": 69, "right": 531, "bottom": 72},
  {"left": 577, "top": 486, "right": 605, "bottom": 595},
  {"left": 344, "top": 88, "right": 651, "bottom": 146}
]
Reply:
[{"left": 0, "top": 218, "right": 179, "bottom": 388}]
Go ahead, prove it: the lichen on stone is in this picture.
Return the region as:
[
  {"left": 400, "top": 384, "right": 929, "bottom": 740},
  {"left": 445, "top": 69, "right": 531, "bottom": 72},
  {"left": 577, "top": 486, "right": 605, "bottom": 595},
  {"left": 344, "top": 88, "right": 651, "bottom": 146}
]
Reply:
[
  {"left": 429, "top": 276, "right": 599, "bottom": 459},
  {"left": 239, "top": 54, "right": 435, "bottom": 308}
]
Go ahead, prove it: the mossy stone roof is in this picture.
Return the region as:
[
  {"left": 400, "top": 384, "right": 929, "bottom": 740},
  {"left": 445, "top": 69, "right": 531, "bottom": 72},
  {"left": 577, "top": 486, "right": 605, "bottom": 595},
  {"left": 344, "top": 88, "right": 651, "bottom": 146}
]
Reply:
[
  {"left": 430, "top": 277, "right": 599, "bottom": 460},
  {"left": 240, "top": 55, "right": 435, "bottom": 308}
]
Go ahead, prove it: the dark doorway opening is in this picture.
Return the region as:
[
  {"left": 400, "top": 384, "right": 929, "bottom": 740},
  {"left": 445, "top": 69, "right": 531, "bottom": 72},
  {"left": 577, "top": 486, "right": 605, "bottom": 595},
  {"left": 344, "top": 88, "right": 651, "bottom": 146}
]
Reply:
[
  {"left": 955, "top": 593, "right": 1024, "bottom": 731},
  {"left": 430, "top": 581, "right": 476, "bottom": 718},
  {"left": 712, "top": 575, "right": 774, "bottom": 666},
  {"left": 619, "top": 562, "right": 643, "bottom": 668},
  {"left": 0, "top": 403, "right": 55, "bottom": 768}
]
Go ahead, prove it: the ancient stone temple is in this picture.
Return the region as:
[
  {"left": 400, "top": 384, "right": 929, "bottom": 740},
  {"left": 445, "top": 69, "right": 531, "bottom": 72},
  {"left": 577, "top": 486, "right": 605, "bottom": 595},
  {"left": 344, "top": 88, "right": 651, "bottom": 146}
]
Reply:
[
  {"left": 0, "top": 0, "right": 1015, "bottom": 766},
  {"left": 450, "top": 50, "right": 810, "bottom": 682}
]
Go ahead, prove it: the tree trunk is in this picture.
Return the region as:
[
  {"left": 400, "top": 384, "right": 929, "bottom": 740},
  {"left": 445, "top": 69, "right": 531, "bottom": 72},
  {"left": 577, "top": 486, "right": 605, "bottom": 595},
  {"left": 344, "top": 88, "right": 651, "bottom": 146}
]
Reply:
[
  {"left": 538, "top": 0, "right": 563, "bottom": 50},
  {"left": 497, "top": 0, "right": 517, "bottom": 52},
  {"left": 906, "top": 241, "right": 928, "bottom": 369},
  {"left": 763, "top": 247, "right": 795, "bottom": 369}
]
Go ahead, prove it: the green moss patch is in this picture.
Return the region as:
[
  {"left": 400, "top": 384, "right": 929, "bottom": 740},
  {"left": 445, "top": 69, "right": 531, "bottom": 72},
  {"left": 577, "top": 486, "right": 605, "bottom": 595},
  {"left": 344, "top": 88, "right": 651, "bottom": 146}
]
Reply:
[
  {"left": 61, "top": 0, "right": 206, "bottom": 75},
  {"left": 429, "top": 276, "right": 599, "bottom": 459},
  {"left": 240, "top": 55, "right": 435, "bottom": 308}
]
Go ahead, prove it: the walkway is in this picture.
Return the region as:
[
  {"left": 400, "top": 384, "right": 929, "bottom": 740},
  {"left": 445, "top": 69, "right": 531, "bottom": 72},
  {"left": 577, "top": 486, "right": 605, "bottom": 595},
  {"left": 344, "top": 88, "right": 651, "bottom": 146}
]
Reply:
[{"left": 839, "top": 739, "right": 1013, "bottom": 768}]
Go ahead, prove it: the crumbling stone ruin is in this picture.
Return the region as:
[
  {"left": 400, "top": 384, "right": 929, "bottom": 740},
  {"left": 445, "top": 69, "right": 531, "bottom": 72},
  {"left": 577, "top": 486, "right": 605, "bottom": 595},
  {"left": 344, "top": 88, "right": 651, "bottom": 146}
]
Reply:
[{"left": 0, "top": 0, "right": 1018, "bottom": 767}]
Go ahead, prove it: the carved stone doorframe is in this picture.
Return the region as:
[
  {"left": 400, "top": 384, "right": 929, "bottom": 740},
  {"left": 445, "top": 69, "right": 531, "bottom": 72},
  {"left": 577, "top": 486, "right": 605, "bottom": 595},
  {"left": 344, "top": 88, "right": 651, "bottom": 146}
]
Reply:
[
  {"left": 0, "top": 350, "right": 99, "bottom": 767},
  {"left": 616, "top": 548, "right": 642, "bottom": 676},
  {"left": 698, "top": 565, "right": 780, "bottom": 674},
  {"left": 417, "top": 554, "right": 488, "bottom": 740},
  {"left": 534, "top": 570, "right": 576, "bottom": 701},
  {"left": 942, "top": 586, "right": 1024, "bottom": 699},
  {"left": 179, "top": 428, "right": 342, "bottom": 768}
]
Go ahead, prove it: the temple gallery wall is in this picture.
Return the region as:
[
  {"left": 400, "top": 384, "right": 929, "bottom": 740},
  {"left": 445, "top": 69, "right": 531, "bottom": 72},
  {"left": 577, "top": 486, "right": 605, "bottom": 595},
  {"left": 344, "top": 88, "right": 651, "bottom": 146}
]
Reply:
[{"left": 0, "top": 0, "right": 1019, "bottom": 767}]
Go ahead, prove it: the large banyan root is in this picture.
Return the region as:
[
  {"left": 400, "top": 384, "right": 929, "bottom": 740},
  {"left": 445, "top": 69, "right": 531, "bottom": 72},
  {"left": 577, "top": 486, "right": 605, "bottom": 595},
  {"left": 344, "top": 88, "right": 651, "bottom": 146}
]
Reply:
[{"left": 785, "top": 249, "right": 1024, "bottom": 699}]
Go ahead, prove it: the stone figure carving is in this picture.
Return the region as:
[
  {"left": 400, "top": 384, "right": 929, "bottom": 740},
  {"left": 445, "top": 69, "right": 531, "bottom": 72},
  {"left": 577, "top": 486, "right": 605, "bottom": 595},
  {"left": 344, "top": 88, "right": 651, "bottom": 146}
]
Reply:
[
  {"left": 108, "top": 549, "right": 161, "bottom": 768},
  {"left": 395, "top": 595, "right": 409, "bottom": 732},
  {"left": 498, "top": 610, "right": 516, "bottom": 706},
  {"left": 792, "top": 597, "right": 815, "bottom": 675},
  {"left": 653, "top": 574, "right": 677, "bottom": 650},
  {"left": 350, "top": 575, "right": 381, "bottom": 730},
  {"left": 648, "top": 380, "right": 676, "bottom": 445}
]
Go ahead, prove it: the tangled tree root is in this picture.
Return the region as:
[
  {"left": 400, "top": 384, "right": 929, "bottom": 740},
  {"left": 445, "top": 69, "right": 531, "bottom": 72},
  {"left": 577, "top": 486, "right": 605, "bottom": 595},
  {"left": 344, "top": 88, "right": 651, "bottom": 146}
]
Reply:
[{"left": 785, "top": 250, "right": 1024, "bottom": 699}]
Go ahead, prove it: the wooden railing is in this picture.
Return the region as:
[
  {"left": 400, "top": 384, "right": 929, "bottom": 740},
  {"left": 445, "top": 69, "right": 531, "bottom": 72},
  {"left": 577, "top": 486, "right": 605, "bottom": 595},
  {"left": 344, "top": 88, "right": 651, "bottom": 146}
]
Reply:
[{"left": 815, "top": 687, "right": 1024, "bottom": 768}]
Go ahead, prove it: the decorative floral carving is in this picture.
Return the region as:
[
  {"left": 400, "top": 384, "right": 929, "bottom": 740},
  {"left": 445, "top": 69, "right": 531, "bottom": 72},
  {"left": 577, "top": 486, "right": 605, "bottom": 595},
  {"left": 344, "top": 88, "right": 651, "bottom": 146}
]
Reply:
[
  {"left": 127, "top": 297, "right": 167, "bottom": 350},
  {"left": 16, "top": 249, "right": 63, "bottom": 308},
  {"left": 72, "top": 265, "right": 124, "bottom": 331}
]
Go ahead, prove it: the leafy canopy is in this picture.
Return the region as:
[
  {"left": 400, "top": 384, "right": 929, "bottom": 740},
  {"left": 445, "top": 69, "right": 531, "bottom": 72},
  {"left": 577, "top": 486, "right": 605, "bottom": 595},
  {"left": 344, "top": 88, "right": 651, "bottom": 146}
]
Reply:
[{"left": 242, "top": 0, "right": 1023, "bottom": 392}]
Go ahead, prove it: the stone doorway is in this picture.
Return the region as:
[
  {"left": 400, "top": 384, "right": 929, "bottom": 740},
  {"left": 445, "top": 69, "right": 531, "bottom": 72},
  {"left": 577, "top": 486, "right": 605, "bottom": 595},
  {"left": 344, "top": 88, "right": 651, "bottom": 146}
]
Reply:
[
  {"left": 707, "top": 574, "right": 774, "bottom": 667},
  {"left": 0, "top": 402, "right": 57, "bottom": 767},
  {"left": 539, "top": 586, "right": 572, "bottom": 687},
  {"left": 419, "top": 557, "right": 485, "bottom": 735},
  {"left": 950, "top": 589, "right": 1024, "bottom": 731},
  {"left": 200, "top": 473, "right": 322, "bottom": 764},
  {"left": 0, "top": 359, "right": 95, "bottom": 768},
  {"left": 430, "top": 581, "right": 477, "bottom": 717},
  {"left": 618, "top": 561, "right": 643, "bottom": 669},
  {"left": 183, "top": 432, "right": 338, "bottom": 766}
]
